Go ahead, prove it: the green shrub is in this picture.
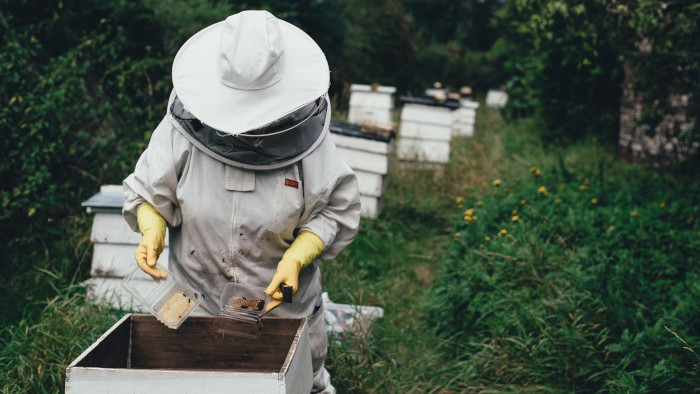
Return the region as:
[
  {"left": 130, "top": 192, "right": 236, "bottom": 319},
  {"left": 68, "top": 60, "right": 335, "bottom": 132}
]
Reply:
[
  {"left": 431, "top": 163, "right": 700, "bottom": 391},
  {"left": 496, "top": 0, "right": 622, "bottom": 144}
]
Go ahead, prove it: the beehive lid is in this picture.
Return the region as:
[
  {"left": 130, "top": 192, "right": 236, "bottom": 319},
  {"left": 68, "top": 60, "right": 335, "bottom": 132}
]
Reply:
[
  {"left": 330, "top": 121, "right": 393, "bottom": 143},
  {"left": 398, "top": 95, "right": 460, "bottom": 110},
  {"left": 81, "top": 184, "right": 125, "bottom": 213}
]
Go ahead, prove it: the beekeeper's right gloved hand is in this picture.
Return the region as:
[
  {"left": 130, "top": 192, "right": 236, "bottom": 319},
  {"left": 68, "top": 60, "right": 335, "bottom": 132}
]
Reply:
[{"left": 135, "top": 203, "right": 168, "bottom": 280}]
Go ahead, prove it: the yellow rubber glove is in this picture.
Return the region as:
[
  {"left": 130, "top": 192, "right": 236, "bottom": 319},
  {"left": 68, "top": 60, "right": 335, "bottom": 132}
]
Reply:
[
  {"left": 135, "top": 203, "right": 168, "bottom": 280},
  {"left": 264, "top": 231, "right": 324, "bottom": 312}
]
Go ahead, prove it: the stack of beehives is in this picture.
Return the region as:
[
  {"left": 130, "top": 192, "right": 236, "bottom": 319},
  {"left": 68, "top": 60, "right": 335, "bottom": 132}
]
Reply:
[
  {"left": 396, "top": 94, "right": 460, "bottom": 166},
  {"left": 452, "top": 95, "right": 480, "bottom": 138},
  {"left": 347, "top": 83, "right": 396, "bottom": 125},
  {"left": 81, "top": 185, "right": 169, "bottom": 310},
  {"left": 332, "top": 83, "right": 397, "bottom": 219},
  {"left": 330, "top": 121, "right": 393, "bottom": 219}
]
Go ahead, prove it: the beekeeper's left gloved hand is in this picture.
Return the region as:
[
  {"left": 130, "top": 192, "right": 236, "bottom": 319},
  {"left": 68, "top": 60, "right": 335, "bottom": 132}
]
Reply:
[{"left": 264, "top": 231, "right": 324, "bottom": 312}]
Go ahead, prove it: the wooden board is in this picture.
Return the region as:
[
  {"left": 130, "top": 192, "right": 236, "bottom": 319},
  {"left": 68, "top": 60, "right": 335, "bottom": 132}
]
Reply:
[
  {"left": 360, "top": 195, "right": 382, "bottom": 219},
  {"left": 331, "top": 133, "right": 394, "bottom": 155},
  {"left": 348, "top": 106, "right": 394, "bottom": 125},
  {"left": 66, "top": 314, "right": 312, "bottom": 394},
  {"left": 91, "top": 213, "right": 170, "bottom": 246},
  {"left": 349, "top": 83, "right": 396, "bottom": 95},
  {"left": 397, "top": 138, "right": 451, "bottom": 164},
  {"left": 452, "top": 123, "right": 475, "bottom": 137},
  {"left": 400, "top": 103, "right": 454, "bottom": 127},
  {"left": 399, "top": 121, "right": 452, "bottom": 142},
  {"left": 336, "top": 147, "right": 390, "bottom": 175},
  {"left": 349, "top": 91, "right": 394, "bottom": 109},
  {"left": 91, "top": 243, "right": 169, "bottom": 278},
  {"left": 355, "top": 170, "right": 387, "bottom": 198}
]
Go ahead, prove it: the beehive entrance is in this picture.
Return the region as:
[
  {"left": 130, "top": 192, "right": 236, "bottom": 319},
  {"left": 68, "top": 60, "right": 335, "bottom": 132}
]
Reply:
[{"left": 76, "top": 314, "right": 302, "bottom": 372}]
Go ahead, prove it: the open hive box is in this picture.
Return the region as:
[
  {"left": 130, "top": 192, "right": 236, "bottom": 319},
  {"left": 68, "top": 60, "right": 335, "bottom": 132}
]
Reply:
[{"left": 65, "top": 314, "right": 311, "bottom": 394}]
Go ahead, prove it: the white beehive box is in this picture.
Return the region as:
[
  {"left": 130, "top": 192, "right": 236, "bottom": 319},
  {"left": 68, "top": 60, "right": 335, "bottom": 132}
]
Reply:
[
  {"left": 331, "top": 122, "right": 394, "bottom": 219},
  {"left": 65, "top": 314, "right": 312, "bottom": 394},
  {"left": 81, "top": 185, "right": 169, "bottom": 310},
  {"left": 397, "top": 102, "right": 456, "bottom": 164},
  {"left": 347, "top": 84, "right": 396, "bottom": 125},
  {"left": 486, "top": 89, "right": 508, "bottom": 108},
  {"left": 452, "top": 99, "right": 480, "bottom": 137}
]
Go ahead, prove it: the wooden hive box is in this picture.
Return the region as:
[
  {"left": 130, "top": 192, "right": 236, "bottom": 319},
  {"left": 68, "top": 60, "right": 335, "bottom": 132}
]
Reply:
[
  {"left": 330, "top": 121, "right": 394, "bottom": 219},
  {"left": 486, "top": 89, "right": 508, "bottom": 108},
  {"left": 81, "top": 185, "right": 169, "bottom": 310},
  {"left": 396, "top": 97, "right": 459, "bottom": 165},
  {"left": 66, "top": 314, "right": 312, "bottom": 394},
  {"left": 347, "top": 84, "right": 396, "bottom": 125},
  {"left": 452, "top": 99, "right": 480, "bottom": 137}
]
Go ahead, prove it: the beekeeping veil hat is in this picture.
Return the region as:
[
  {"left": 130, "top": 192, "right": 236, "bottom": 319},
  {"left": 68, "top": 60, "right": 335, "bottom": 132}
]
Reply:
[{"left": 169, "top": 10, "right": 331, "bottom": 169}]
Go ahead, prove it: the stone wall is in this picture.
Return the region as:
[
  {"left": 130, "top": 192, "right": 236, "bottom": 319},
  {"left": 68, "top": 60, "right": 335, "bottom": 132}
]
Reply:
[{"left": 619, "top": 51, "right": 696, "bottom": 169}]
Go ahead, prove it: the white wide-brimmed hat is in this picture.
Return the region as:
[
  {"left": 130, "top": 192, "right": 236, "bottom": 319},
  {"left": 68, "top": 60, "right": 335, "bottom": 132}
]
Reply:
[{"left": 172, "top": 10, "right": 330, "bottom": 135}]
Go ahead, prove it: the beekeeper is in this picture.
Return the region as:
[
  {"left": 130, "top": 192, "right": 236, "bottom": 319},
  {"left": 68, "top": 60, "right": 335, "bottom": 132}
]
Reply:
[{"left": 122, "top": 10, "right": 360, "bottom": 393}]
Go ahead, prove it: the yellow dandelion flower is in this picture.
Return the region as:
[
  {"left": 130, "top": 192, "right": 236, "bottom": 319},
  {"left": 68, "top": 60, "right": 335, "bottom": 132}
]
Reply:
[
  {"left": 485, "top": 236, "right": 491, "bottom": 242},
  {"left": 591, "top": 198, "right": 598, "bottom": 204},
  {"left": 512, "top": 215, "right": 519, "bottom": 222},
  {"left": 520, "top": 200, "right": 526, "bottom": 205},
  {"left": 464, "top": 208, "right": 474, "bottom": 216},
  {"left": 537, "top": 186, "right": 547, "bottom": 195},
  {"left": 477, "top": 201, "right": 483, "bottom": 207},
  {"left": 659, "top": 202, "right": 666, "bottom": 208},
  {"left": 608, "top": 225, "right": 615, "bottom": 232},
  {"left": 454, "top": 232, "right": 461, "bottom": 237},
  {"left": 492, "top": 179, "right": 502, "bottom": 186},
  {"left": 456, "top": 196, "right": 463, "bottom": 204},
  {"left": 534, "top": 168, "right": 541, "bottom": 176},
  {"left": 497, "top": 229, "right": 507, "bottom": 237},
  {"left": 512, "top": 209, "right": 518, "bottom": 214},
  {"left": 630, "top": 211, "right": 638, "bottom": 217},
  {"left": 9, "top": 96, "right": 16, "bottom": 105},
  {"left": 579, "top": 185, "right": 587, "bottom": 191},
  {"left": 472, "top": 216, "right": 477, "bottom": 220},
  {"left": 529, "top": 166, "right": 537, "bottom": 173},
  {"left": 100, "top": 18, "right": 107, "bottom": 24}
]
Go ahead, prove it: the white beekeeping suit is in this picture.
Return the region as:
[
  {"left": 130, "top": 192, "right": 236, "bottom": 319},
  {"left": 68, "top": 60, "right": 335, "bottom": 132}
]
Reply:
[{"left": 122, "top": 10, "right": 360, "bottom": 393}]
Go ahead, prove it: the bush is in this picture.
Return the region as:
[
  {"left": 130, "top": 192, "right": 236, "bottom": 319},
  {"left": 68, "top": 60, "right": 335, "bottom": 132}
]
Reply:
[
  {"left": 496, "top": 0, "right": 623, "bottom": 144},
  {"left": 431, "top": 163, "right": 700, "bottom": 391}
]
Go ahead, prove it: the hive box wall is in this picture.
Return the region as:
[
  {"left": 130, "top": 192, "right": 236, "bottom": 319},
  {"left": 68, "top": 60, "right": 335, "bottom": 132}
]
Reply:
[{"left": 66, "top": 314, "right": 312, "bottom": 394}]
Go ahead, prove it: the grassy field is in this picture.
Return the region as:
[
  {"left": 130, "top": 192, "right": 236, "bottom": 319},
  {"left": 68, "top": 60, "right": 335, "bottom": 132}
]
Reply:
[{"left": 1, "top": 105, "right": 698, "bottom": 393}]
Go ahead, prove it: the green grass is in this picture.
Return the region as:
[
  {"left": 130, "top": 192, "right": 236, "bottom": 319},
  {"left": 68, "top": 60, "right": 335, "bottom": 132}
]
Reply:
[{"left": 2, "top": 105, "right": 698, "bottom": 393}]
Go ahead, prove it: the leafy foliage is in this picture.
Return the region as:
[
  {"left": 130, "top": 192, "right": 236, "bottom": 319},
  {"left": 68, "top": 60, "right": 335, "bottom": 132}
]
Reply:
[
  {"left": 497, "top": 0, "right": 699, "bottom": 151},
  {"left": 496, "top": 0, "right": 623, "bottom": 143},
  {"left": 431, "top": 160, "right": 700, "bottom": 391}
]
